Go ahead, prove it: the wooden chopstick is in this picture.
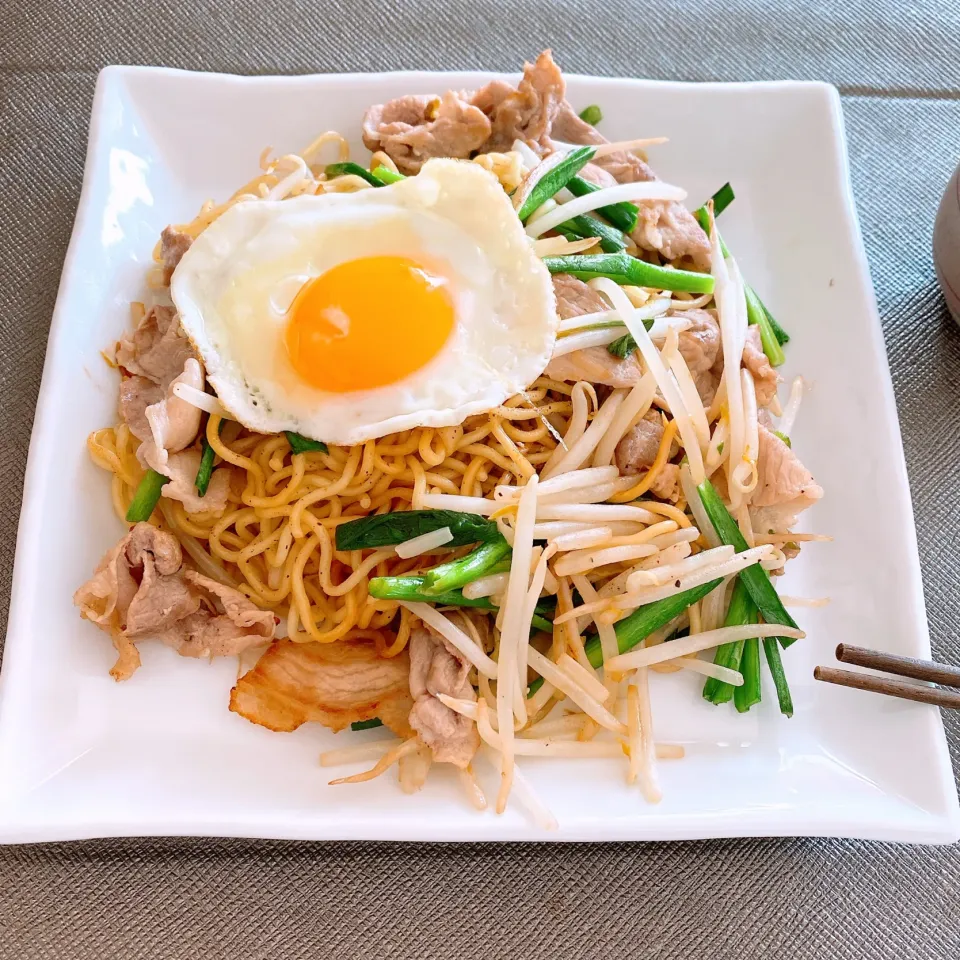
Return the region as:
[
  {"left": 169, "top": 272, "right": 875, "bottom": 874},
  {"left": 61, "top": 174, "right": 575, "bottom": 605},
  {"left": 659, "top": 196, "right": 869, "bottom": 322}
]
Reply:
[
  {"left": 813, "top": 666, "right": 960, "bottom": 708},
  {"left": 835, "top": 642, "right": 960, "bottom": 688}
]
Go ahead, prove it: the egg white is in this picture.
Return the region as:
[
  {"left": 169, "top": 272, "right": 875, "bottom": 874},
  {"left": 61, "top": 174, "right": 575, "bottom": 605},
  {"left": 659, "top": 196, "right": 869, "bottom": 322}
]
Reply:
[{"left": 170, "top": 159, "right": 557, "bottom": 446}]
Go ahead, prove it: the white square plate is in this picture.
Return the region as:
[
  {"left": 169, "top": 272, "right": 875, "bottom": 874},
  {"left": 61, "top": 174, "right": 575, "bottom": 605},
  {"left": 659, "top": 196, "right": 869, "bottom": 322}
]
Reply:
[{"left": 1, "top": 66, "right": 957, "bottom": 843}]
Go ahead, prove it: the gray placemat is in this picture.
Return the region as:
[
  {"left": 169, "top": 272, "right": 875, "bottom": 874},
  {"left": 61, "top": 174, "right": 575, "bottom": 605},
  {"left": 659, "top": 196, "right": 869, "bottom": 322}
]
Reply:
[{"left": 1, "top": 1, "right": 959, "bottom": 957}]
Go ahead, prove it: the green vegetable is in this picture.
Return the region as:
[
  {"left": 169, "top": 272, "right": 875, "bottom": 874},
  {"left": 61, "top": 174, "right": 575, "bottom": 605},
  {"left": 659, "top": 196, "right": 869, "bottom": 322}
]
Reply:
[
  {"left": 716, "top": 442, "right": 724, "bottom": 455},
  {"left": 335, "top": 509, "right": 501, "bottom": 551},
  {"left": 423, "top": 539, "right": 512, "bottom": 596},
  {"left": 761, "top": 297, "right": 790, "bottom": 346},
  {"left": 578, "top": 104, "right": 603, "bottom": 125},
  {"left": 325, "top": 162, "right": 382, "bottom": 188},
  {"left": 744, "top": 283, "right": 786, "bottom": 367},
  {"left": 734, "top": 637, "right": 762, "bottom": 712},
  {"left": 566, "top": 176, "right": 639, "bottom": 233},
  {"left": 560, "top": 213, "right": 628, "bottom": 253},
  {"left": 696, "top": 478, "right": 799, "bottom": 646},
  {"left": 773, "top": 430, "right": 792, "bottom": 448},
  {"left": 703, "top": 579, "right": 757, "bottom": 704},
  {"left": 542, "top": 252, "right": 715, "bottom": 294},
  {"left": 516, "top": 146, "right": 595, "bottom": 222},
  {"left": 351, "top": 718, "right": 383, "bottom": 731},
  {"left": 371, "top": 167, "right": 406, "bottom": 185},
  {"left": 195, "top": 419, "right": 224, "bottom": 496},
  {"left": 367, "top": 575, "right": 552, "bottom": 633},
  {"left": 285, "top": 432, "right": 328, "bottom": 455},
  {"left": 693, "top": 182, "right": 735, "bottom": 225},
  {"left": 606, "top": 317, "right": 655, "bottom": 359},
  {"left": 692, "top": 187, "right": 790, "bottom": 356},
  {"left": 763, "top": 637, "right": 794, "bottom": 717},
  {"left": 528, "top": 578, "right": 723, "bottom": 696},
  {"left": 125, "top": 469, "right": 167, "bottom": 523}
]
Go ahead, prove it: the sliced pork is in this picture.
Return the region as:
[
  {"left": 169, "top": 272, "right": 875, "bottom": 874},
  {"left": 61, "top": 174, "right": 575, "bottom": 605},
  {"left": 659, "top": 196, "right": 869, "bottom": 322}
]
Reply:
[
  {"left": 116, "top": 304, "right": 198, "bottom": 387},
  {"left": 160, "top": 226, "right": 192, "bottom": 284},
  {"left": 749, "top": 425, "right": 823, "bottom": 534},
  {"left": 407, "top": 625, "right": 480, "bottom": 768},
  {"left": 361, "top": 91, "right": 492, "bottom": 174},
  {"left": 74, "top": 523, "right": 274, "bottom": 680},
  {"left": 743, "top": 326, "right": 781, "bottom": 407},
  {"left": 230, "top": 640, "right": 413, "bottom": 736}
]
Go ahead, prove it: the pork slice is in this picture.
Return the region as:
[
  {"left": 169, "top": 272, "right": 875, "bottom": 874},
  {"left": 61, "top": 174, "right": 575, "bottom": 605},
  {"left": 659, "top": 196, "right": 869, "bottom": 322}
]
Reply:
[
  {"left": 480, "top": 49, "right": 566, "bottom": 152},
  {"left": 676, "top": 308, "right": 722, "bottom": 404},
  {"left": 137, "top": 358, "right": 205, "bottom": 475},
  {"left": 743, "top": 326, "right": 781, "bottom": 407},
  {"left": 407, "top": 627, "right": 479, "bottom": 768},
  {"left": 648, "top": 463, "right": 681, "bottom": 503},
  {"left": 549, "top": 101, "right": 710, "bottom": 268},
  {"left": 160, "top": 226, "right": 192, "bottom": 284},
  {"left": 162, "top": 572, "right": 274, "bottom": 659},
  {"left": 161, "top": 450, "right": 231, "bottom": 515},
  {"left": 677, "top": 309, "right": 722, "bottom": 375},
  {"left": 751, "top": 425, "right": 823, "bottom": 526},
  {"left": 615, "top": 411, "right": 663, "bottom": 475},
  {"left": 361, "top": 91, "right": 491, "bottom": 174},
  {"left": 578, "top": 162, "right": 618, "bottom": 188},
  {"left": 118, "top": 376, "right": 164, "bottom": 442},
  {"left": 75, "top": 522, "right": 276, "bottom": 681},
  {"left": 546, "top": 345, "right": 643, "bottom": 387},
  {"left": 116, "top": 304, "right": 198, "bottom": 387},
  {"left": 230, "top": 640, "right": 414, "bottom": 737},
  {"left": 552, "top": 273, "right": 607, "bottom": 319}
]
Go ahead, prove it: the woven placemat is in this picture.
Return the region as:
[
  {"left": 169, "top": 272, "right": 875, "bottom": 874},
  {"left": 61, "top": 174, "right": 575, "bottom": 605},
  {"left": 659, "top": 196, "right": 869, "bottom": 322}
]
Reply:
[{"left": 1, "top": 2, "right": 958, "bottom": 956}]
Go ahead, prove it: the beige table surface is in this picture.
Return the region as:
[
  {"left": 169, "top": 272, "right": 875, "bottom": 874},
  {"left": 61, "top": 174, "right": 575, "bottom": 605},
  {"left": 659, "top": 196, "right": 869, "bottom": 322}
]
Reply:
[{"left": 1, "top": 1, "right": 959, "bottom": 956}]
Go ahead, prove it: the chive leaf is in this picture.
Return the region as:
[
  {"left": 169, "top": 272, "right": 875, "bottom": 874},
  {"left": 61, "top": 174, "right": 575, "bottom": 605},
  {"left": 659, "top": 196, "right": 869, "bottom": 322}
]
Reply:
[
  {"left": 422, "top": 539, "right": 512, "bottom": 596},
  {"left": 734, "top": 637, "right": 762, "bottom": 712},
  {"left": 703, "top": 579, "right": 757, "bottom": 704},
  {"left": 696, "top": 478, "right": 799, "bottom": 645},
  {"left": 516, "top": 146, "right": 596, "bottom": 222},
  {"left": 566, "top": 176, "right": 639, "bottom": 234},
  {"left": 578, "top": 104, "right": 603, "bottom": 125},
  {"left": 325, "top": 162, "right": 383, "bottom": 188},
  {"left": 351, "top": 718, "right": 384, "bottom": 731},
  {"left": 559, "top": 213, "right": 628, "bottom": 253},
  {"left": 285, "top": 431, "right": 328, "bottom": 455},
  {"left": 125, "top": 469, "right": 167, "bottom": 523},
  {"left": 370, "top": 167, "right": 406, "bottom": 185},
  {"left": 542, "top": 252, "right": 715, "bottom": 295},
  {"left": 336, "top": 510, "right": 501, "bottom": 551},
  {"left": 763, "top": 637, "right": 794, "bottom": 717}
]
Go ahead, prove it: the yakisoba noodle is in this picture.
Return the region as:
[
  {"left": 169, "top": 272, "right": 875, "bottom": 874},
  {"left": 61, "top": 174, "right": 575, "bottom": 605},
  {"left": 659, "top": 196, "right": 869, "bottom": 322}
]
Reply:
[
  {"left": 89, "top": 372, "right": 571, "bottom": 657},
  {"left": 77, "top": 50, "right": 825, "bottom": 826}
]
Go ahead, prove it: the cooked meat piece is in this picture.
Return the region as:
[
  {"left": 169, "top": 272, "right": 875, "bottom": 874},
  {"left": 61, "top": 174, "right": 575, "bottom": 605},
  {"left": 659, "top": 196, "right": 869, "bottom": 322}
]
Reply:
[
  {"left": 160, "top": 450, "right": 231, "bottom": 515},
  {"left": 116, "top": 304, "right": 198, "bottom": 388},
  {"left": 750, "top": 425, "right": 823, "bottom": 520},
  {"left": 118, "top": 375, "right": 164, "bottom": 442},
  {"left": 230, "top": 640, "right": 414, "bottom": 737},
  {"left": 552, "top": 273, "right": 607, "bottom": 319},
  {"left": 676, "top": 309, "right": 722, "bottom": 404},
  {"left": 361, "top": 91, "right": 491, "bottom": 174},
  {"left": 743, "top": 326, "right": 781, "bottom": 407},
  {"left": 549, "top": 100, "right": 710, "bottom": 268},
  {"left": 551, "top": 101, "right": 653, "bottom": 183},
  {"left": 676, "top": 309, "right": 722, "bottom": 375},
  {"left": 649, "top": 463, "right": 681, "bottom": 502},
  {"left": 74, "top": 523, "right": 275, "bottom": 680},
  {"left": 160, "top": 226, "right": 192, "bottom": 284},
  {"left": 164, "top": 571, "right": 274, "bottom": 659},
  {"left": 633, "top": 201, "right": 711, "bottom": 268},
  {"left": 407, "top": 627, "right": 479, "bottom": 768},
  {"left": 480, "top": 50, "right": 565, "bottom": 151},
  {"left": 615, "top": 410, "right": 664, "bottom": 475},
  {"left": 546, "top": 345, "right": 643, "bottom": 387},
  {"left": 136, "top": 358, "right": 205, "bottom": 474},
  {"left": 577, "top": 161, "right": 618, "bottom": 188}
]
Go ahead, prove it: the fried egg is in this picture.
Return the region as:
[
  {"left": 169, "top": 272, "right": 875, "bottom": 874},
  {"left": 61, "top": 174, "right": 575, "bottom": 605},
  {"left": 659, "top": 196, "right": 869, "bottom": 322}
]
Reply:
[{"left": 170, "top": 159, "right": 557, "bottom": 446}]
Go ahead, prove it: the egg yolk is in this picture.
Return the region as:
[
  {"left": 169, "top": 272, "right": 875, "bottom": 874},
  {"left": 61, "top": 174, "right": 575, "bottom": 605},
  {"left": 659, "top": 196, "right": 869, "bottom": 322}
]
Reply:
[{"left": 284, "top": 255, "right": 455, "bottom": 393}]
